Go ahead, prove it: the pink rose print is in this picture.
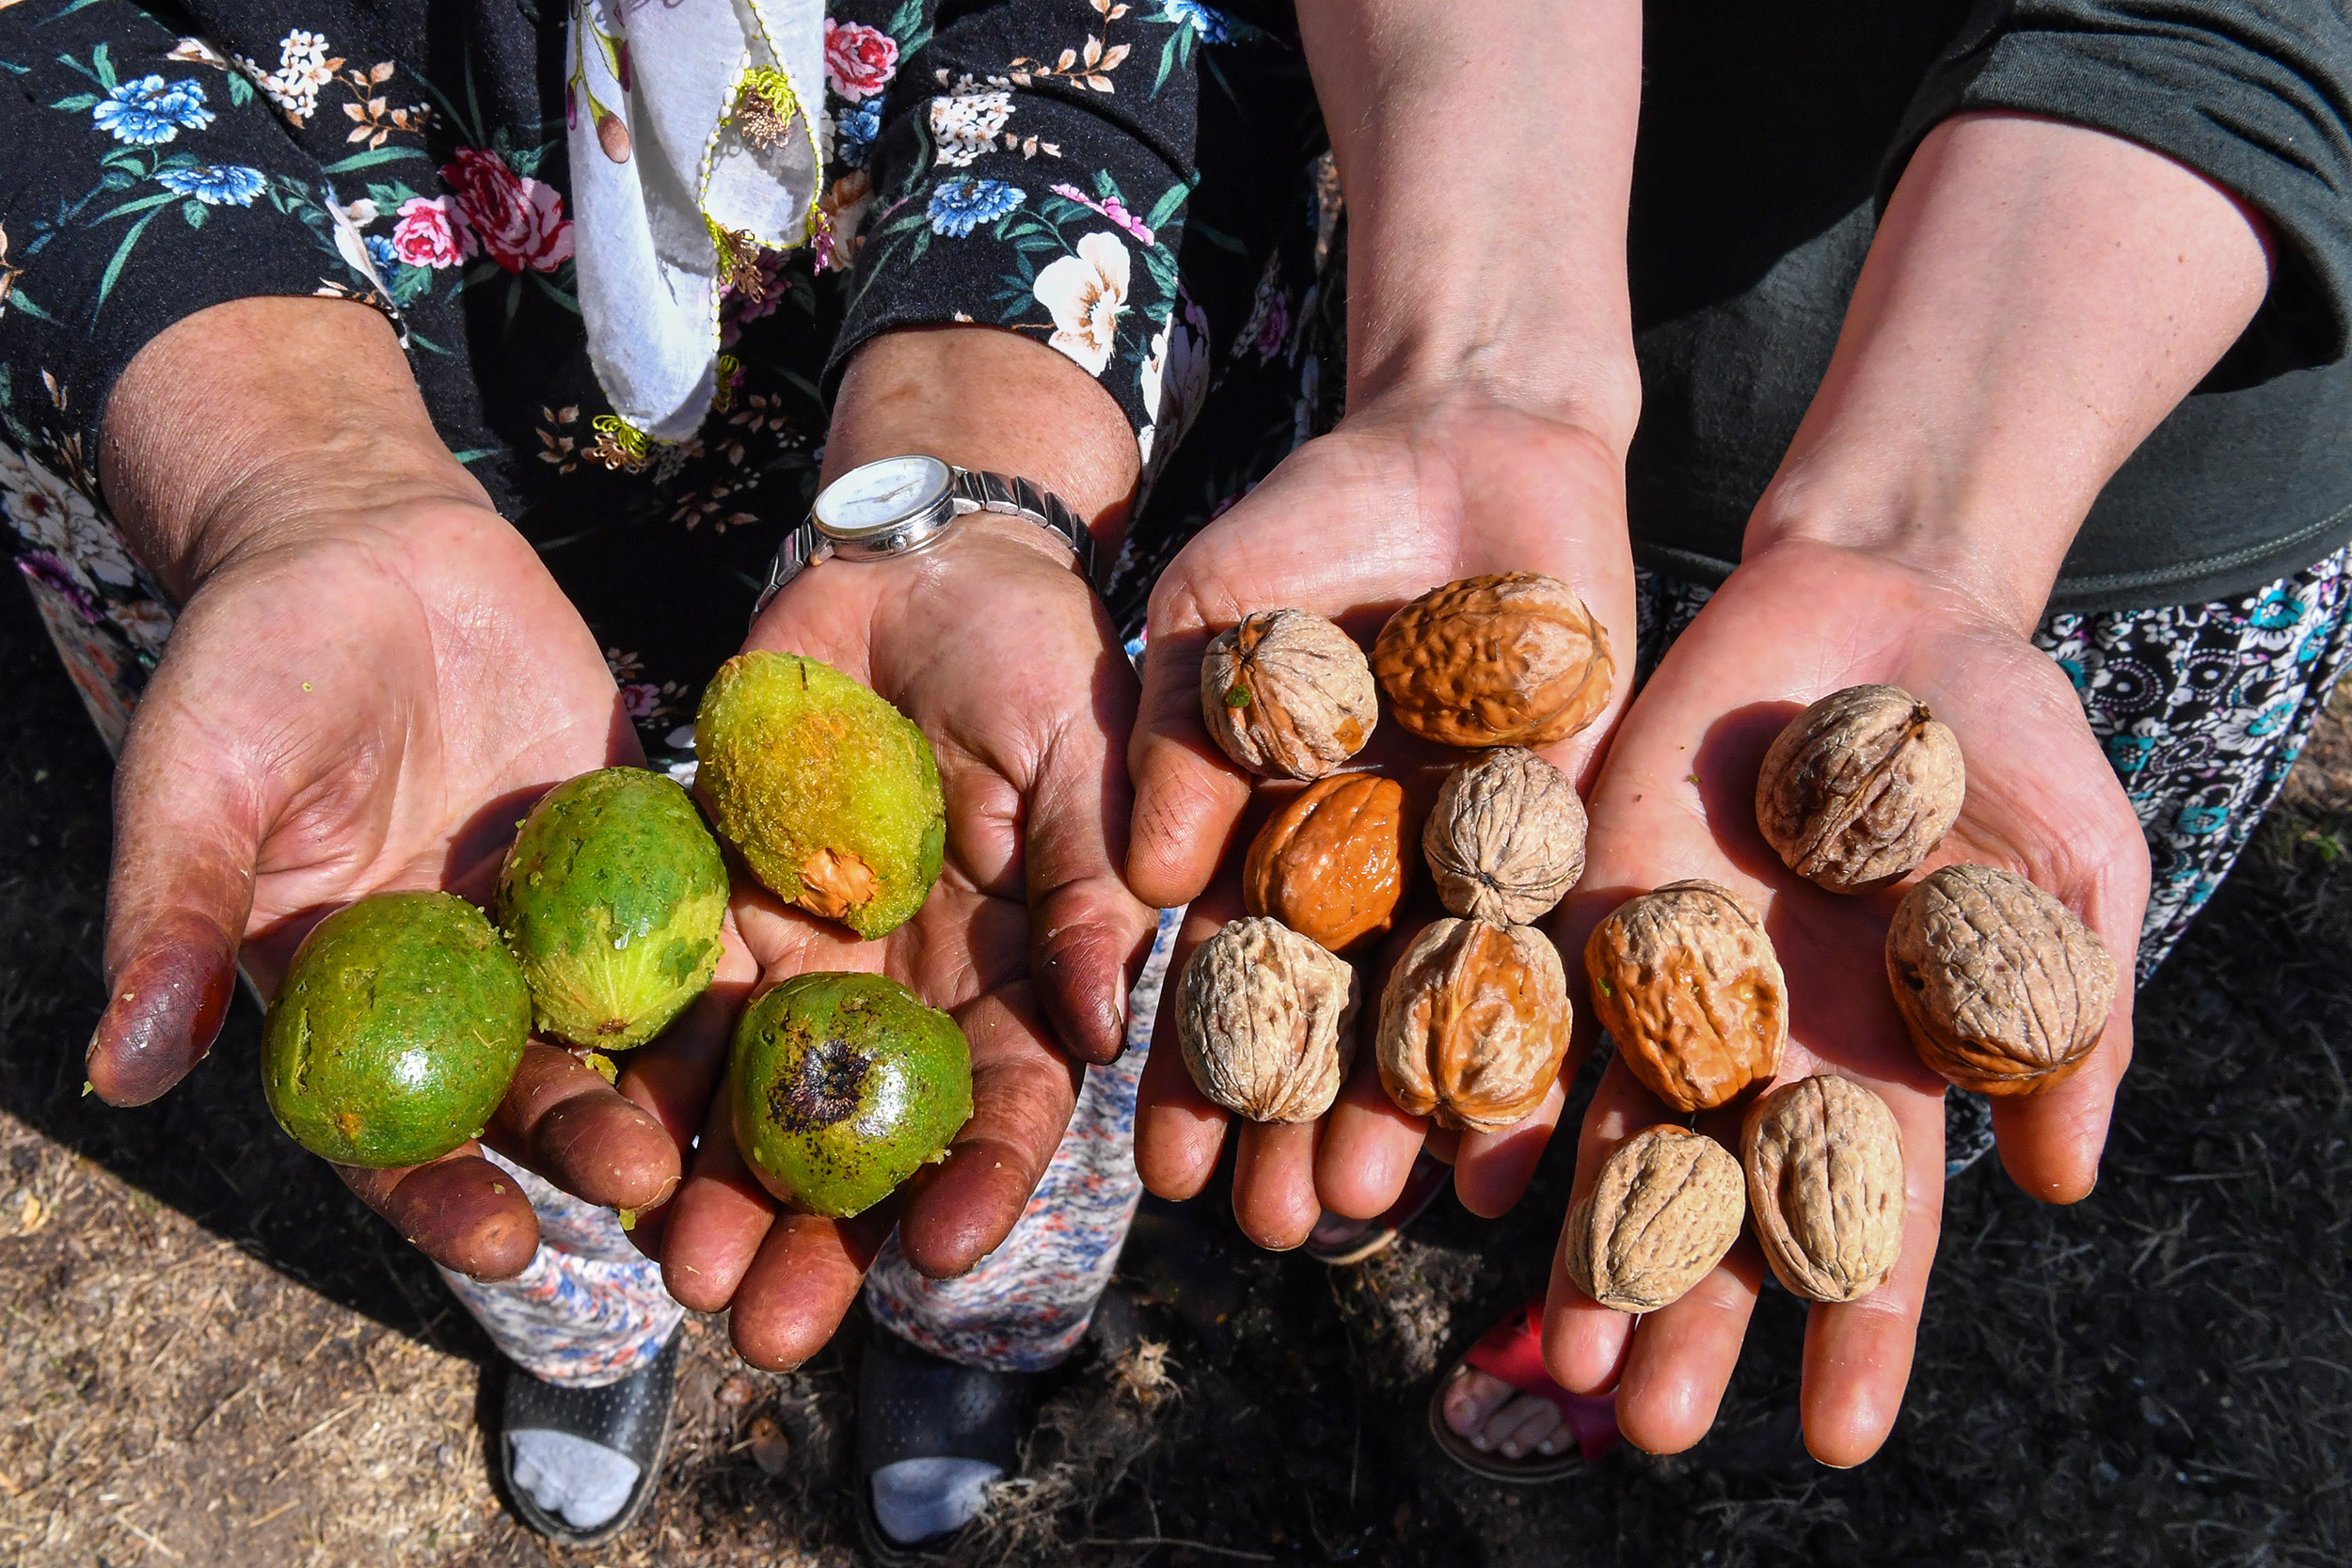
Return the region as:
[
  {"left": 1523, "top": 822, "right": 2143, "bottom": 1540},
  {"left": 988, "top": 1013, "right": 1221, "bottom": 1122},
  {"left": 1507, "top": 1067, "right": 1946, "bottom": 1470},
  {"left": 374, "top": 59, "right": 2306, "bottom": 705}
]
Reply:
[
  {"left": 390, "top": 196, "right": 472, "bottom": 268},
  {"left": 619, "top": 683, "right": 662, "bottom": 720},
  {"left": 824, "top": 20, "right": 898, "bottom": 102},
  {"left": 1252, "top": 292, "right": 1290, "bottom": 359},
  {"left": 441, "top": 147, "right": 574, "bottom": 274},
  {"left": 1050, "top": 183, "right": 1155, "bottom": 247}
]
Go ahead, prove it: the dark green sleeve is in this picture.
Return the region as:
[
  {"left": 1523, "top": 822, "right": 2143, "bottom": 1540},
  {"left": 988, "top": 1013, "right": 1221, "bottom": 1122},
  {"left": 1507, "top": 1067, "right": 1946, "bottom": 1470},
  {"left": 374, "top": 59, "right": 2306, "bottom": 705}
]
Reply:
[{"left": 1891, "top": 0, "right": 2352, "bottom": 364}]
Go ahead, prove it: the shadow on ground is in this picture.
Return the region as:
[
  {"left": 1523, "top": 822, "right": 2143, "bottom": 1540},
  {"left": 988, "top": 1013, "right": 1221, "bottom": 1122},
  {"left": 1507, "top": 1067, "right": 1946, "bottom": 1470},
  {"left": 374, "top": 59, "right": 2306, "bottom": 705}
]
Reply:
[{"left": 4, "top": 572, "right": 2349, "bottom": 1567}]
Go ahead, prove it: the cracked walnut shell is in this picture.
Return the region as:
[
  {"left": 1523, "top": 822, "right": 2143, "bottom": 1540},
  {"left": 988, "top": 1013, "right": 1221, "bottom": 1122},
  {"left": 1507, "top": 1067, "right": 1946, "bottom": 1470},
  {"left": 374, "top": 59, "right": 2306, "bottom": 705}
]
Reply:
[
  {"left": 1741, "top": 1074, "right": 1905, "bottom": 1303},
  {"left": 1561, "top": 1126, "right": 1745, "bottom": 1313},
  {"left": 1200, "top": 610, "right": 1377, "bottom": 780},
  {"left": 1371, "top": 574, "right": 1613, "bottom": 749},
  {"left": 1423, "top": 748, "right": 1587, "bottom": 925},
  {"left": 1584, "top": 880, "right": 1786, "bottom": 1113},
  {"left": 1243, "top": 773, "right": 1411, "bottom": 953},
  {"left": 1756, "top": 685, "right": 1965, "bottom": 893},
  {"left": 1375, "top": 917, "right": 1571, "bottom": 1132},
  {"left": 1886, "top": 863, "right": 2115, "bottom": 1096},
  {"left": 1177, "top": 917, "right": 1360, "bottom": 1123}
]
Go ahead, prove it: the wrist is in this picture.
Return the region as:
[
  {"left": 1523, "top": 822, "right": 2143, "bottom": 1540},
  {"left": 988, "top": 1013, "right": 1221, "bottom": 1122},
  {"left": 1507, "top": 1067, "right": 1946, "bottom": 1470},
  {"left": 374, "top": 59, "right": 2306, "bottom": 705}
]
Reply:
[
  {"left": 1744, "top": 463, "right": 2069, "bottom": 639},
  {"left": 829, "top": 325, "right": 1136, "bottom": 555},
  {"left": 102, "top": 297, "right": 487, "bottom": 600}
]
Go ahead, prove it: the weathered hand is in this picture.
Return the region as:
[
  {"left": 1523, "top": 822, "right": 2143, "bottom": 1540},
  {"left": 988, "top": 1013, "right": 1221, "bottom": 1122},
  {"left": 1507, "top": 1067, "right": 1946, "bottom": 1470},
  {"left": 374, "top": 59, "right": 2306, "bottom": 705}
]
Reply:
[
  {"left": 87, "top": 494, "right": 679, "bottom": 1279},
  {"left": 643, "top": 514, "right": 1158, "bottom": 1368},
  {"left": 1540, "top": 540, "right": 2147, "bottom": 1465},
  {"left": 1126, "top": 390, "right": 1637, "bottom": 1248}
]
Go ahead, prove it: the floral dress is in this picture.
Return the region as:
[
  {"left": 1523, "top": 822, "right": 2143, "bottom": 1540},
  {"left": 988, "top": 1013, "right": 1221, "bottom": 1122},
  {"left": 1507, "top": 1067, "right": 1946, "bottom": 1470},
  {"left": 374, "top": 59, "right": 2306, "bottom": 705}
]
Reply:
[{"left": 0, "top": 0, "right": 1325, "bottom": 762}]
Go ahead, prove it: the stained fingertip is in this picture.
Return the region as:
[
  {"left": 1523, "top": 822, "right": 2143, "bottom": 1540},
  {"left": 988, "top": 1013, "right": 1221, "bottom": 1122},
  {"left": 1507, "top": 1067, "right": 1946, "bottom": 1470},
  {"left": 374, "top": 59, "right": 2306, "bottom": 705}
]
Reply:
[
  {"left": 727, "top": 1208, "right": 893, "bottom": 1371},
  {"left": 345, "top": 1154, "right": 539, "bottom": 1281},
  {"left": 1136, "top": 1034, "right": 1229, "bottom": 1200},
  {"left": 85, "top": 919, "right": 239, "bottom": 1106},
  {"left": 1232, "top": 1120, "right": 1320, "bottom": 1251},
  {"left": 1453, "top": 1076, "right": 1568, "bottom": 1218},
  {"left": 1988, "top": 1052, "right": 2122, "bottom": 1204},
  {"left": 1033, "top": 915, "right": 1132, "bottom": 1066},
  {"left": 897, "top": 1138, "right": 1038, "bottom": 1278}
]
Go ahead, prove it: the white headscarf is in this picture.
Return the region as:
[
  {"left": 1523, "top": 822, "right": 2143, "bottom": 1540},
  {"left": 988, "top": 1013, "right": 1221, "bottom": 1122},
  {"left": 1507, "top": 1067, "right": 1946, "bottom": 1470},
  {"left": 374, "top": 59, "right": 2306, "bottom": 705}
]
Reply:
[{"left": 565, "top": 0, "right": 827, "bottom": 449}]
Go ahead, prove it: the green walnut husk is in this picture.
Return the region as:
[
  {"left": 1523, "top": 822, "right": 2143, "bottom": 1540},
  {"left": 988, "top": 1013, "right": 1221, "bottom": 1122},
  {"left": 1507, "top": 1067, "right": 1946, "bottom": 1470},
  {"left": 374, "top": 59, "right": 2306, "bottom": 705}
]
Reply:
[
  {"left": 262, "top": 891, "right": 531, "bottom": 1168},
  {"left": 493, "top": 767, "right": 727, "bottom": 1050},
  {"left": 694, "top": 651, "right": 946, "bottom": 939},
  {"left": 728, "top": 972, "right": 973, "bottom": 1218}
]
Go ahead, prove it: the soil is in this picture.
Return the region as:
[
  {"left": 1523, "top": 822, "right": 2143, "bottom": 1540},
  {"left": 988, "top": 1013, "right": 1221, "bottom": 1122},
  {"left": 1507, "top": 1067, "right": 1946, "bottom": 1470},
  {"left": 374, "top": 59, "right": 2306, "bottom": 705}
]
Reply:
[{"left": 2, "top": 578, "right": 2348, "bottom": 1567}]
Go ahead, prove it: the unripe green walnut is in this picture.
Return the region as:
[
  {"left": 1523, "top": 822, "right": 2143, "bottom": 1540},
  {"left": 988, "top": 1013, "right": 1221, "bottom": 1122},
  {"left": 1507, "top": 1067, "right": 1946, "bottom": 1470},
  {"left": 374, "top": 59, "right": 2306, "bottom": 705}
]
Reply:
[
  {"left": 493, "top": 768, "right": 726, "bottom": 1050},
  {"left": 262, "top": 892, "right": 530, "bottom": 1168},
  {"left": 695, "top": 652, "right": 946, "bottom": 939},
  {"left": 728, "top": 973, "right": 974, "bottom": 1218}
]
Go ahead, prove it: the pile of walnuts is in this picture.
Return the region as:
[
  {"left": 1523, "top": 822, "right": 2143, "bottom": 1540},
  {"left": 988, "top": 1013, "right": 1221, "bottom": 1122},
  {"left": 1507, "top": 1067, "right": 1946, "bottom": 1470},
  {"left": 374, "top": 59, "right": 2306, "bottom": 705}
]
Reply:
[
  {"left": 1180, "top": 574, "right": 1609, "bottom": 1129},
  {"left": 1173, "top": 581, "right": 2118, "bottom": 1317}
]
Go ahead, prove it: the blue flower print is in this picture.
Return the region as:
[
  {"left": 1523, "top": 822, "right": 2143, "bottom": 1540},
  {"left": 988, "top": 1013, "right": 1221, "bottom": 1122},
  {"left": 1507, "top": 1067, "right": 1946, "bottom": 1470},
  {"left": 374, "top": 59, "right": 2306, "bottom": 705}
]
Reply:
[
  {"left": 91, "top": 75, "right": 214, "bottom": 146},
  {"left": 2251, "top": 585, "right": 2303, "bottom": 630},
  {"left": 156, "top": 164, "right": 266, "bottom": 207},
  {"left": 834, "top": 100, "right": 882, "bottom": 169},
  {"left": 365, "top": 234, "right": 400, "bottom": 273},
  {"left": 1156, "top": 0, "right": 1234, "bottom": 41},
  {"left": 929, "top": 179, "right": 1024, "bottom": 238}
]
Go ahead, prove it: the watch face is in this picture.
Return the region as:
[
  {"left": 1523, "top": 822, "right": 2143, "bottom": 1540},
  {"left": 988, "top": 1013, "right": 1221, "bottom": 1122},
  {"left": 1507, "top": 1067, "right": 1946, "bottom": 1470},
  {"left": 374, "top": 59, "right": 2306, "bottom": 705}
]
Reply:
[{"left": 814, "top": 455, "right": 953, "bottom": 541}]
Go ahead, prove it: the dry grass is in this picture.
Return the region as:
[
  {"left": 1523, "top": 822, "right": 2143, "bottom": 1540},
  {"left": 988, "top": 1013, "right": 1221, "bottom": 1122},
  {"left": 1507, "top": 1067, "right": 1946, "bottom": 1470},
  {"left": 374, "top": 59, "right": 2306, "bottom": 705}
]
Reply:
[{"left": 4, "top": 585, "right": 2350, "bottom": 1567}]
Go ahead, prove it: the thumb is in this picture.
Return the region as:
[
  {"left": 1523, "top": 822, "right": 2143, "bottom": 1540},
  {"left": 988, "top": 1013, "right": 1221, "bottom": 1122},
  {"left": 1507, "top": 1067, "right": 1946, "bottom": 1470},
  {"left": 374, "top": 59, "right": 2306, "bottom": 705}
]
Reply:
[
  {"left": 86, "top": 691, "right": 262, "bottom": 1105},
  {"left": 1127, "top": 621, "right": 1253, "bottom": 911},
  {"left": 1027, "top": 692, "right": 1160, "bottom": 1065}
]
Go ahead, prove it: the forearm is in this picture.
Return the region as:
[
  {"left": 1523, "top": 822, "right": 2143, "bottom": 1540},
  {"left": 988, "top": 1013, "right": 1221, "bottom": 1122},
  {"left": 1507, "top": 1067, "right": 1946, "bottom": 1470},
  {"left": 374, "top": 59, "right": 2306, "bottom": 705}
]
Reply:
[
  {"left": 1295, "top": 0, "right": 1643, "bottom": 443},
  {"left": 100, "top": 296, "right": 487, "bottom": 601},
  {"left": 825, "top": 324, "right": 1139, "bottom": 553},
  {"left": 1748, "top": 110, "right": 2276, "bottom": 632}
]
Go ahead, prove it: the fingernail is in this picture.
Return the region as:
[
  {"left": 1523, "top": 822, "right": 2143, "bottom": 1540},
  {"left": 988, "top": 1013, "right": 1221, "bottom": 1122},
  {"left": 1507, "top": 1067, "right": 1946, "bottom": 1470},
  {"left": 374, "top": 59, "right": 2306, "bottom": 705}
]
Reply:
[
  {"left": 87, "top": 924, "right": 237, "bottom": 1105},
  {"left": 1537, "top": 1439, "right": 1560, "bottom": 1455},
  {"left": 1468, "top": 1434, "right": 1489, "bottom": 1452}
]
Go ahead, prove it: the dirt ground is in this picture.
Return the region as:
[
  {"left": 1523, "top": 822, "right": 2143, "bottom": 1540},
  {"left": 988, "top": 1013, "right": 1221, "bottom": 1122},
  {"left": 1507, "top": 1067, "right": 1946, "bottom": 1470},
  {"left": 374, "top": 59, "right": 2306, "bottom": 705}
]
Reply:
[{"left": 3, "top": 576, "right": 2349, "bottom": 1568}]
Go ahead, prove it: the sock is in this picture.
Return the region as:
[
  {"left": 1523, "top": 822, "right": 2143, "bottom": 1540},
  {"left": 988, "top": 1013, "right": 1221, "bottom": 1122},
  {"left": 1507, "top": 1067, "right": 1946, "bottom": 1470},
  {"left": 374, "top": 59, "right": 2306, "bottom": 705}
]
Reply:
[
  {"left": 508, "top": 1428, "right": 642, "bottom": 1530},
  {"left": 870, "top": 1456, "right": 1003, "bottom": 1544}
]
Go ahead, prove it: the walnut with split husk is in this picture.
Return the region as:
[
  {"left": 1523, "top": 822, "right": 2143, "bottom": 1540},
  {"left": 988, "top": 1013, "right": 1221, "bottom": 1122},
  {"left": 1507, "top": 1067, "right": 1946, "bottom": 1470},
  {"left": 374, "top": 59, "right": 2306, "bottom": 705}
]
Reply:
[
  {"left": 1422, "top": 747, "right": 1586, "bottom": 925},
  {"left": 1583, "top": 880, "right": 1786, "bottom": 1113},
  {"left": 1177, "top": 917, "right": 1361, "bottom": 1123},
  {"left": 1200, "top": 609, "right": 1377, "bottom": 780},
  {"left": 1885, "top": 863, "right": 2115, "bottom": 1095},
  {"left": 1375, "top": 917, "right": 1571, "bottom": 1132},
  {"left": 1756, "top": 684, "right": 1965, "bottom": 893},
  {"left": 1741, "top": 1074, "right": 1905, "bottom": 1303},
  {"left": 1561, "top": 1125, "right": 1746, "bottom": 1313},
  {"left": 1243, "top": 772, "right": 1411, "bottom": 953},
  {"left": 1371, "top": 573, "right": 1613, "bottom": 749}
]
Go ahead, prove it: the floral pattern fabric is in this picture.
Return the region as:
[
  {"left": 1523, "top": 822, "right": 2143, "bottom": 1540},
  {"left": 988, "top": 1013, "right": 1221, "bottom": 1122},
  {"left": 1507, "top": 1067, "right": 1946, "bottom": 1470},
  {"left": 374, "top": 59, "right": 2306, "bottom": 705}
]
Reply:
[{"left": 1, "top": 0, "right": 1310, "bottom": 762}]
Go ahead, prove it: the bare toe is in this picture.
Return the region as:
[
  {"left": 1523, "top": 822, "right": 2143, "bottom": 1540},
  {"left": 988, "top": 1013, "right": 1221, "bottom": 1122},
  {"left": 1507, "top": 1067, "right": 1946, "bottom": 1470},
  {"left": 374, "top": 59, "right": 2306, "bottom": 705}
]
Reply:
[{"left": 1441, "top": 1368, "right": 1519, "bottom": 1448}]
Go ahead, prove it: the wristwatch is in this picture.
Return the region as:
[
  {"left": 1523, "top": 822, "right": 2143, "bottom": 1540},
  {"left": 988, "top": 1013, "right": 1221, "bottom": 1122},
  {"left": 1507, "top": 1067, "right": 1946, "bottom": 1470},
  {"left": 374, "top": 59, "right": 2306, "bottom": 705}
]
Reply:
[{"left": 753, "top": 455, "right": 1104, "bottom": 617}]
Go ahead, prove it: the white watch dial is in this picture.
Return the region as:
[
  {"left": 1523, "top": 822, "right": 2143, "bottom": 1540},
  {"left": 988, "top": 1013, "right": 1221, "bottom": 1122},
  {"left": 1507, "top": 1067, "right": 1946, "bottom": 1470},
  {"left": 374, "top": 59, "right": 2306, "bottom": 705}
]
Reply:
[{"left": 814, "top": 455, "right": 954, "bottom": 540}]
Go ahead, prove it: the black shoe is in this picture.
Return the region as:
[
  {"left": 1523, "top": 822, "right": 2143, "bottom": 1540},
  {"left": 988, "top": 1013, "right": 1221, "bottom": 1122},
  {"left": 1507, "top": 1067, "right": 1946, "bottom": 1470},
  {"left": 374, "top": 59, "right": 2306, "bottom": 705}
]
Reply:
[
  {"left": 853, "top": 1323, "right": 1028, "bottom": 1564},
  {"left": 499, "top": 1328, "right": 680, "bottom": 1547}
]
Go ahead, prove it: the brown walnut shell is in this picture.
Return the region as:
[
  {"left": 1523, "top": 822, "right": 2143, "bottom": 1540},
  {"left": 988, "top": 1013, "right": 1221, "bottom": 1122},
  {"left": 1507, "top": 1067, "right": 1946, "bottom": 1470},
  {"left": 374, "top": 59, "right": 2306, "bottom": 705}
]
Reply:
[
  {"left": 1561, "top": 1125, "right": 1746, "bottom": 1313},
  {"left": 1177, "top": 917, "right": 1360, "bottom": 1123},
  {"left": 1243, "top": 773, "right": 1411, "bottom": 953},
  {"left": 1375, "top": 917, "right": 1571, "bottom": 1132},
  {"left": 1370, "top": 574, "right": 1613, "bottom": 749},
  {"left": 1423, "top": 747, "right": 1587, "bottom": 925},
  {"left": 1741, "top": 1074, "right": 1905, "bottom": 1303},
  {"left": 1583, "top": 880, "right": 1786, "bottom": 1113},
  {"left": 1200, "top": 610, "right": 1377, "bottom": 780},
  {"left": 1885, "top": 863, "right": 2115, "bottom": 1096},
  {"left": 1756, "top": 684, "right": 1965, "bottom": 893}
]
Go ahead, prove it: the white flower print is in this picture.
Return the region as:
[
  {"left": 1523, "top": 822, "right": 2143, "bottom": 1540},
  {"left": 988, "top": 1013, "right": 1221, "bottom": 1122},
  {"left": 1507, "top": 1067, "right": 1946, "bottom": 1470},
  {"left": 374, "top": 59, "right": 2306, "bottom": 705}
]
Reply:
[
  {"left": 1032, "top": 231, "right": 1130, "bottom": 376},
  {"left": 0, "top": 443, "right": 137, "bottom": 589},
  {"left": 930, "top": 90, "right": 1013, "bottom": 168},
  {"left": 1137, "top": 291, "right": 1210, "bottom": 472},
  {"left": 109, "top": 598, "right": 176, "bottom": 659},
  {"left": 237, "top": 29, "right": 341, "bottom": 128}
]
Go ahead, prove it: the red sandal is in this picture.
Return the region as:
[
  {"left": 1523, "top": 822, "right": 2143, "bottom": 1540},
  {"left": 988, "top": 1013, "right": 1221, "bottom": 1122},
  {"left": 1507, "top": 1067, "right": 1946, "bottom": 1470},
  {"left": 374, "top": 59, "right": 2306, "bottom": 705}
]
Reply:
[{"left": 1427, "top": 1298, "right": 1619, "bottom": 1482}]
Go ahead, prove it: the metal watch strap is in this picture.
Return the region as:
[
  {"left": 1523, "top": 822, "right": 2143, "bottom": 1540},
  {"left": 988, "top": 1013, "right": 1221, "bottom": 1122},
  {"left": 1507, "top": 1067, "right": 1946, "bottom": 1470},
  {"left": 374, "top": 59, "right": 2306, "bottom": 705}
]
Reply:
[
  {"left": 947, "top": 467, "right": 1104, "bottom": 594},
  {"left": 754, "top": 466, "right": 1103, "bottom": 620}
]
